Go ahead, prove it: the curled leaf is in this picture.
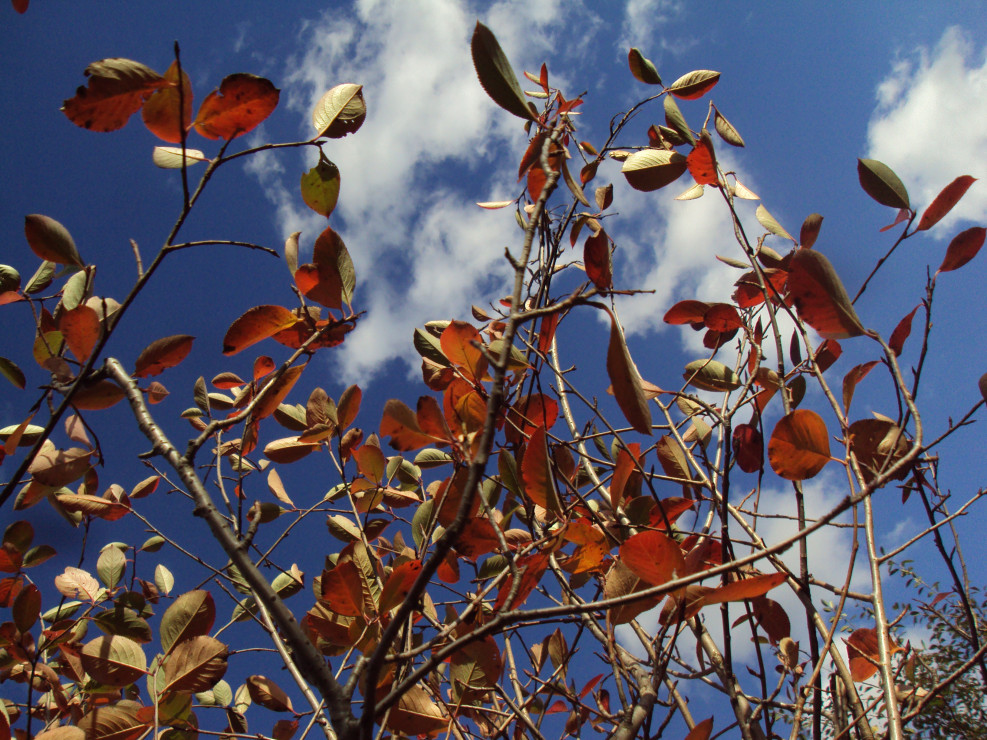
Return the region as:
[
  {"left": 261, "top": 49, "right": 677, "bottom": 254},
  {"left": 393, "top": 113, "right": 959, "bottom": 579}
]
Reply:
[{"left": 312, "top": 83, "right": 366, "bottom": 138}]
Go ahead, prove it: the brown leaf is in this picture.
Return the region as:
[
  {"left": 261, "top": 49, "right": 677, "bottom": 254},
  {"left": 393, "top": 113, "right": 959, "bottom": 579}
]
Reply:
[
  {"left": 194, "top": 73, "right": 279, "bottom": 140},
  {"left": 141, "top": 60, "right": 192, "bottom": 143},
  {"left": 606, "top": 311, "right": 652, "bottom": 435},
  {"left": 61, "top": 58, "right": 167, "bottom": 132},
  {"left": 253, "top": 365, "right": 305, "bottom": 420},
  {"left": 24, "top": 214, "right": 83, "bottom": 267},
  {"left": 584, "top": 229, "right": 612, "bottom": 290},
  {"left": 246, "top": 675, "right": 294, "bottom": 712},
  {"left": 521, "top": 425, "right": 563, "bottom": 515}
]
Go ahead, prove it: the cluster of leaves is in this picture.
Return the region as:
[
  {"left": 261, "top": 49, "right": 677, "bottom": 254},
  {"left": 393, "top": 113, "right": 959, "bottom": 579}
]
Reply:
[{"left": 2, "top": 19, "right": 986, "bottom": 740}]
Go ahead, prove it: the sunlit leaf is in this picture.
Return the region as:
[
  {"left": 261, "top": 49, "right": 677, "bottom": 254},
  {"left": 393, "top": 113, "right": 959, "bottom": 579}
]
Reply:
[
  {"left": 476, "top": 200, "right": 514, "bottom": 209},
  {"left": 295, "top": 226, "right": 356, "bottom": 309},
  {"left": 61, "top": 58, "right": 167, "bottom": 132},
  {"left": 161, "top": 590, "right": 215, "bottom": 654},
  {"left": 378, "top": 559, "right": 423, "bottom": 614},
  {"left": 683, "top": 359, "right": 741, "bottom": 392},
  {"left": 704, "top": 572, "right": 786, "bottom": 604},
  {"left": 768, "top": 409, "right": 830, "bottom": 480},
  {"left": 141, "top": 60, "right": 192, "bottom": 143},
  {"left": 937, "top": 226, "right": 985, "bottom": 273},
  {"left": 846, "top": 627, "right": 882, "bottom": 681},
  {"left": 152, "top": 146, "right": 208, "bottom": 169},
  {"left": 917, "top": 175, "right": 976, "bottom": 231},
  {"left": 81, "top": 635, "right": 146, "bottom": 686},
  {"left": 72, "top": 380, "right": 126, "bottom": 410},
  {"left": 664, "top": 300, "right": 709, "bottom": 325},
  {"left": 223, "top": 305, "right": 299, "bottom": 355},
  {"left": 663, "top": 94, "right": 695, "bottom": 146},
  {"left": 684, "top": 717, "right": 714, "bottom": 740},
  {"left": 440, "top": 321, "right": 487, "bottom": 382},
  {"left": 387, "top": 685, "right": 450, "bottom": 737},
  {"left": 713, "top": 106, "right": 744, "bottom": 147},
  {"left": 471, "top": 22, "right": 537, "bottom": 122},
  {"left": 800, "top": 213, "right": 823, "bottom": 248},
  {"left": 787, "top": 248, "right": 865, "bottom": 339},
  {"left": 28, "top": 443, "right": 93, "bottom": 487},
  {"left": 667, "top": 69, "right": 720, "bottom": 99},
  {"left": 25, "top": 214, "right": 83, "bottom": 267},
  {"left": 494, "top": 552, "right": 549, "bottom": 611},
  {"left": 621, "top": 149, "right": 687, "bottom": 192},
  {"left": 857, "top": 158, "right": 909, "bottom": 210},
  {"left": 627, "top": 48, "right": 661, "bottom": 85},
  {"left": 164, "top": 635, "right": 228, "bottom": 693},
  {"left": 134, "top": 334, "right": 194, "bottom": 377},
  {"left": 300, "top": 159, "right": 341, "bottom": 217},
  {"left": 194, "top": 73, "right": 279, "bottom": 140},
  {"left": 246, "top": 675, "right": 294, "bottom": 713},
  {"left": 755, "top": 204, "right": 794, "bottom": 242},
  {"left": 312, "top": 83, "right": 366, "bottom": 138}
]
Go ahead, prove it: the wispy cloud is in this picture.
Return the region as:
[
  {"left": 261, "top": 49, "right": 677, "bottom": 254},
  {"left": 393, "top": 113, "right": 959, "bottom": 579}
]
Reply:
[{"left": 867, "top": 27, "right": 987, "bottom": 235}]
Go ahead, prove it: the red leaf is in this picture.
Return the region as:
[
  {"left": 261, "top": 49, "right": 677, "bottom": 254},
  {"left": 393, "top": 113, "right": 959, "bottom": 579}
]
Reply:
[
  {"left": 686, "top": 133, "right": 717, "bottom": 186},
  {"left": 663, "top": 300, "right": 710, "bottom": 325},
  {"left": 731, "top": 423, "right": 763, "bottom": 473},
  {"left": 223, "top": 306, "right": 298, "bottom": 356},
  {"left": 537, "top": 311, "right": 560, "bottom": 354},
  {"left": 703, "top": 303, "right": 742, "bottom": 332},
  {"left": 704, "top": 572, "right": 786, "bottom": 604},
  {"left": 684, "top": 717, "right": 714, "bottom": 740},
  {"left": 134, "top": 335, "right": 195, "bottom": 377},
  {"left": 787, "top": 249, "right": 864, "bottom": 339},
  {"left": 767, "top": 409, "right": 831, "bottom": 481},
  {"left": 584, "top": 230, "right": 612, "bottom": 290},
  {"left": 505, "top": 393, "right": 558, "bottom": 446},
  {"left": 293, "top": 226, "right": 355, "bottom": 309},
  {"left": 846, "top": 627, "right": 881, "bottom": 682},
  {"left": 61, "top": 58, "right": 167, "bottom": 132},
  {"left": 937, "top": 226, "right": 986, "bottom": 274},
  {"left": 194, "top": 73, "right": 279, "bottom": 140},
  {"left": 320, "top": 562, "right": 365, "bottom": 617},
  {"left": 609, "top": 443, "right": 642, "bottom": 509},
  {"left": 917, "top": 175, "right": 977, "bottom": 231},
  {"left": 380, "top": 399, "right": 446, "bottom": 451},
  {"left": 889, "top": 306, "right": 919, "bottom": 357},
  {"left": 842, "top": 360, "right": 879, "bottom": 413},
  {"left": 440, "top": 321, "right": 487, "bottom": 382},
  {"left": 12, "top": 0, "right": 29, "bottom": 13}
]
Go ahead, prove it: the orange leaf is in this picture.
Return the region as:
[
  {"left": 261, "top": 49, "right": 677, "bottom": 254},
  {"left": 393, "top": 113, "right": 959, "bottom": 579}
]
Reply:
[
  {"left": 194, "top": 73, "right": 279, "bottom": 140},
  {"left": 141, "top": 60, "right": 192, "bottom": 143},
  {"left": 440, "top": 321, "right": 487, "bottom": 382},
  {"left": 456, "top": 518, "right": 501, "bottom": 560},
  {"left": 72, "top": 380, "right": 126, "bottom": 410},
  {"left": 937, "top": 226, "right": 986, "bottom": 273},
  {"left": 253, "top": 365, "right": 305, "bottom": 420},
  {"left": 684, "top": 718, "right": 714, "bottom": 740},
  {"left": 293, "top": 226, "right": 355, "bottom": 309},
  {"left": 59, "top": 306, "right": 101, "bottom": 362},
  {"left": 917, "top": 175, "right": 977, "bottom": 231},
  {"left": 378, "top": 559, "right": 423, "bottom": 614},
  {"left": 505, "top": 393, "right": 558, "bottom": 446},
  {"left": 619, "top": 530, "right": 685, "bottom": 587},
  {"left": 134, "top": 335, "right": 194, "bottom": 378},
  {"left": 768, "top": 409, "right": 831, "bottom": 480},
  {"left": 380, "top": 399, "right": 444, "bottom": 451},
  {"left": 521, "top": 425, "right": 563, "bottom": 515},
  {"left": 686, "top": 133, "right": 717, "bottom": 186},
  {"left": 704, "top": 572, "right": 786, "bottom": 605},
  {"left": 222, "top": 305, "right": 298, "bottom": 356},
  {"left": 61, "top": 58, "right": 167, "bottom": 132},
  {"left": 787, "top": 248, "right": 864, "bottom": 339}
]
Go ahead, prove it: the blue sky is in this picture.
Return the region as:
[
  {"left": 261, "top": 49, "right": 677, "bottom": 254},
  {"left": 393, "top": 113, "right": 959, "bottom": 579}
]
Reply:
[{"left": 3, "top": 0, "right": 987, "bottom": 734}]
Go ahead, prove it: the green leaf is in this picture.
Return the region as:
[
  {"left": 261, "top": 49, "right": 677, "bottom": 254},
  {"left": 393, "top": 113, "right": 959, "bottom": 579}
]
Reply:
[
  {"left": 471, "top": 22, "right": 537, "bottom": 122},
  {"left": 664, "top": 95, "right": 695, "bottom": 146},
  {"left": 300, "top": 159, "right": 341, "bottom": 218},
  {"left": 0, "top": 357, "right": 26, "bottom": 389},
  {"left": 0, "top": 264, "right": 21, "bottom": 293},
  {"left": 81, "top": 634, "right": 147, "bottom": 686},
  {"left": 667, "top": 69, "right": 721, "bottom": 99},
  {"left": 97, "top": 544, "right": 127, "bottom": 589},
  {"left": 24, "top": 260, "right": 55, "bottom": 294},
  {"left": 155, "top": 563, "right": 174, "bottom": 596},
  {"left": 683, "top": 359, "right": 742, "bottom": 392},
  {"left": 161, "top": 590, "right": 216, "bottom": 654},
  {"left": 25, "top": 214, "right": 84, "bottom": 267},
  {"left": 628, "top": 48, "right": 661, "bottom": 85},
  {"left": 755, "top": 204, "right": 795, "bottom": 242},
  {"left": 857, "top": 158, "right": 909, "bottom": 210},
  {"left": 713, "top": 106, "right": 745, "bottom": 147}
]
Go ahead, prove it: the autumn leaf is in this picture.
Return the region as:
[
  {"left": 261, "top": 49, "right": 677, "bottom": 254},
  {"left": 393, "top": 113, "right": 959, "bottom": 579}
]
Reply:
[
  {"left": 62, "top": 58, "right": 167, "bottom": 132},
  {"left": 686, "top": 132, "right": 718, "bottom": 186},
  {"left": 667, "top": 69, "right": 720, "bottom": 99},
  {"left": 619, "top": 530, "right": 685, "bottom": 587},
  {"left": 606, "top": 310, "right": 652, "bottom": 435},
  {"left": 584, "top": 229, "right": 612, "bottom": 290},
  {"left": 141, "top": 60, "right": 192, "bottom": 143},
  {"left": 471, "top": 22, "right": 537, "bottom": 122},
  {"left": 622, "top": 149, "right": 687, "bottom": 192},
  {"left": 937, "top": 226, "right": 986, "bottom": 274},
  {"left": 59, "top": 306, "right": 101, "bottom": 362},
  {"left": 194, "top": 73, "right": 279, "bottom": 140},
  {"left": 627, "top": 48, "right": 662, "bottom": 85},
  {"left": 787, "top": 248, "right": 865, "bottom": 339},
  {"left": 24, "top": 214, "right": 84, "bottom": 267},
  {"left": 378, "top": 559, "right": 423, "bottom": 614},
  {"left": 223, "top": 305, "right": 299, "bottom": 355},
  {"left": 312, "top": 83, "right": 366, "bottom": 138},
  {"left": 521, "top": 425, "right": 563, "bottom": 515},
  {"left": 768, "top": 409, "right": 831, "bottom": 480},
  {"left": 917, "top": 175, "right": 976, "bottom": 231},
  {"left": 134, "top": 335, "right": 195, "bottom": 377}
]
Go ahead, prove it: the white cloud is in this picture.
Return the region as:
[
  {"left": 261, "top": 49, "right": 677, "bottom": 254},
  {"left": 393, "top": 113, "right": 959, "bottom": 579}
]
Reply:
[
  {"left": 248, "top": 0, "right": 585, "bottom": 384},
  {"left": 618, "top": 0, "right": 685, "bottom": 55},
  {"left": 867, "top": 27, "right": 987, "bottom": 235}
]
